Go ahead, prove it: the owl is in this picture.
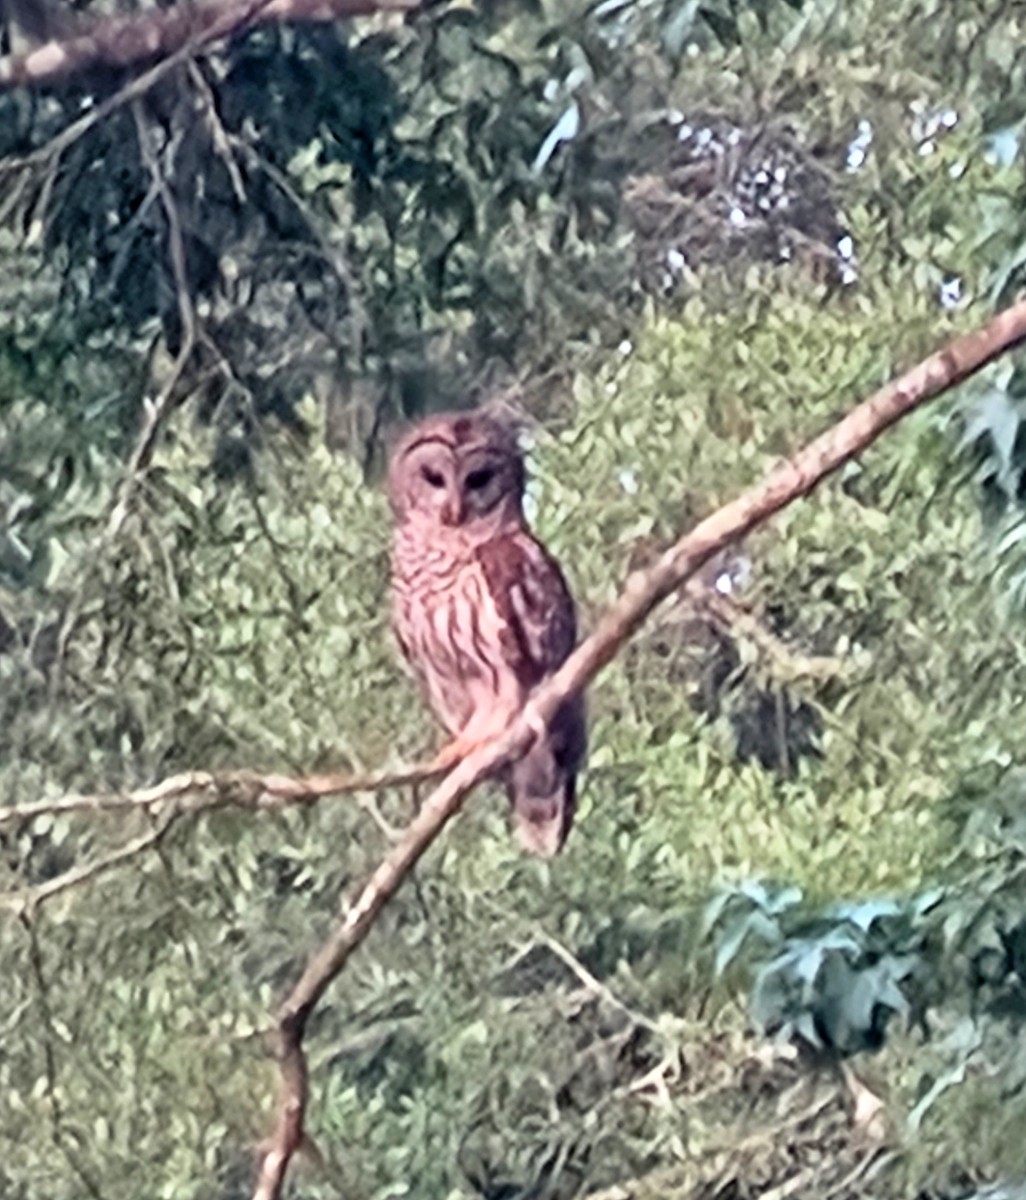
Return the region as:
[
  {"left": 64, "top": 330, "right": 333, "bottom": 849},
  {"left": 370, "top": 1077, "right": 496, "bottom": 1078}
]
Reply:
[{"left": 387, "top": 410, "right": 587, "bottom": 857}]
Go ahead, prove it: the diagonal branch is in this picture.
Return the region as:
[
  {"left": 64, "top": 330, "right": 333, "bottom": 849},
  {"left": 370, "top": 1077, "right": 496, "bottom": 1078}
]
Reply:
[
  {"left": 251, "top": 297, "right": 1026, "bottom": 1199},
  {"left": 0, "top": 0, "right": 420, "bottom": 90},
  {"left": 0, "top": 0, "right": 274, "bottom": 192},
  {"left": 107, "top": 101, "right": 198, "bottom": 541}
]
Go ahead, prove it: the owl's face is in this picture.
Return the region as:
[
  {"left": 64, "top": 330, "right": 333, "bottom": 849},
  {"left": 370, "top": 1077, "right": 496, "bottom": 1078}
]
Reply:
[{"left": 387, "top": 412, "right": 526, "bottom": 532}]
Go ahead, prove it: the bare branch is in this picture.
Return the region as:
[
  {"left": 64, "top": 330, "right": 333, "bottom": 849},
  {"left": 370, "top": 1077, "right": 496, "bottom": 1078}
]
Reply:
[
  {"left": 187, "top": 59, "right": 247, "bottom": 204},
  {"left": 43, "top": 100, "right": 201, "bottom": 685},
  {"left": 252, "top": 299, "right": 1026, "bottom": 1199},
  {"left": 0, "top": 762, "right": 453, "bottom": 911},
  {"left": 0, "top": 2, "right": 286, "bottom": 236},
  {"left": 0, "top": 0, "right": 420, "bottom": 90},
  {"left": 1, "top": 2, "right": 269, "bottom": 186},
  {"left": 103, "top": 102, "right": 197, "bottom": 541},
  {"left": 534, "top": 928, "right": 658, "bottom": 1030},
  {"left": 0, "top": 761, "right": 446, "bottom": 828}
]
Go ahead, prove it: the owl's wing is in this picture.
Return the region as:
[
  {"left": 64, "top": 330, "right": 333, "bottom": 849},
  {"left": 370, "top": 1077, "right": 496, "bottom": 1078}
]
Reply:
[{"left": 475, "top": 533, "right": 578, "bottom": 688}]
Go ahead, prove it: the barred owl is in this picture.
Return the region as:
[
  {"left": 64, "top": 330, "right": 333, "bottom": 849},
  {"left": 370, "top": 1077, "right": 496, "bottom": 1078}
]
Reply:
[{"left": 387, "top": 411, "right": 587, "bottom": 856}]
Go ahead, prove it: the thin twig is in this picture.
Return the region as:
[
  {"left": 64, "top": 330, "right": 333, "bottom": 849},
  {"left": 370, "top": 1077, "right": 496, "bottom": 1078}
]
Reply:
[
  {"left": 482, "top": 897, "right": 657, "bottom": 1031},
  {"left": 1, "top": 810, "right": 182, "bottom": 916},
  {"left": 537, "top": 929, "right": 655, "bottom": 1023},
  {"left": 21, "top": 914, "right": 105, "bottom": 1197},
  {"left": 46, "top": 101, "right": 199, "bottom": 683},
  {"left": 252, "top": 296, "right": 1026, "bottom": 1199},
  {"left": 825, "top": 1148, "right": 900, "bottom": 1198},
  {"left": 229, "top": 135, "right": 367, "bottom": 347},
  {"left": 107, "top": 103, "right": 197, "bottom": 541},
  {"left": 756, "top": 1165, "right": 821, "bottom": 1200},
  {"left": 689, "top": 586, "right": 852, "bottom": 682},
  {"left": 707, "top": 1091, "right": 841, "bottom": 1159},
  {"left": 1, "top": 0, "right": 270, "bottom": 176},
  {"left": 187, "top": 59, "right": 247, "bottom": 204},
  {"left": 2, "top": 766, "right": 412, "bottom": 913},
  {"left": 0, "top": 0, "right": 278, "bottom": 236}
]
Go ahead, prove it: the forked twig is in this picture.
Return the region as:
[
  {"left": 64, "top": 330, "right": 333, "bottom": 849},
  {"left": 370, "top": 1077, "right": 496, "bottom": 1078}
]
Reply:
[
  {"left": 0, "top": 762, "right": 448, "bottom": 912},
  {"left": 252, "top": 298, "right": 1026, "bottom": 1198},
  {"left": 3, "top": 810, "right": 181, "bottom": 916}
]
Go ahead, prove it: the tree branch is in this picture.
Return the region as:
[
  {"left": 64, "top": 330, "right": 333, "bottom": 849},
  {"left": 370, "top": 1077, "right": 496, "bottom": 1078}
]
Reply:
[
  {"left": 0, "top": 763, "right": 450, "bottom": 911},
  {"left": 48, "top": 99, "right": 200, "bottom": 685},
  {"left": 0, "top": 761, "right": 446, "bottom": 828},
  {"left": 0, "top": 0, "right": 420, "bottom": 90},
  {"left": 107, "top": 102, "right": 197, "bottom": 540},
  {"left": 251, "top": 298, "right": 1026, "bottom": 1199}
]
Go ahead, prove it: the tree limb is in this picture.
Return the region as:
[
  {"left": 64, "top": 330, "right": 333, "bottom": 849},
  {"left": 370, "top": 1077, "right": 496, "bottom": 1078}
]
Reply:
[
  {"left": 0, "top": 762, "right": 446, "bottom": 827},
  {"left": 0, "top": 0, "right": 420, "bottom": 90},
  {"left": 251, "top": 297, "right": 1026, "bottom": 1199},
  {"left": 0, "top": 764, "right": 450, "bottom": 911}
]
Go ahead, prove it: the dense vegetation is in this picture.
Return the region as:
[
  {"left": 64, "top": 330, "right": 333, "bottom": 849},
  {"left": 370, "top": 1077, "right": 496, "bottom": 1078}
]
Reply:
[{"left": 4, "top": 0, "right": 1026, "bottom": 1196}]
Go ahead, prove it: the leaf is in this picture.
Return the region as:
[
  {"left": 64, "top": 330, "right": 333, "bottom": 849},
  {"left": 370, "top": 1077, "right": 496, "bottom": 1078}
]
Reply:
[
  {"left": 714, "top": 909, "right": 783, "bottom": 976},
  {"left": 531, "top": 102, "right": 581, "bottom": 174},
  {"left": 661, "top": 0, "right": 702, "bottom": 56},
  {"left": 827, "top": 898, "right": 902, "bottom": 932}
]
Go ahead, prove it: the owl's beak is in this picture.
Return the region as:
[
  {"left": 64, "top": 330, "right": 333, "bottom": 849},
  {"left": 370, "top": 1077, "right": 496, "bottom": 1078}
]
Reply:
[{"left": 441, "top": 498, "right": 465, "bottom": 526}]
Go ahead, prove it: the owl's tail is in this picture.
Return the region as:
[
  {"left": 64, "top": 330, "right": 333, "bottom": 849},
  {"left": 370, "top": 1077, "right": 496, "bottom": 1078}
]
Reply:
[
  {"left": 509, "top": 756, "right": 576, "bottom": 857},
  {"left": 506, "top": 696, "right": 586, "bottom": 857}
]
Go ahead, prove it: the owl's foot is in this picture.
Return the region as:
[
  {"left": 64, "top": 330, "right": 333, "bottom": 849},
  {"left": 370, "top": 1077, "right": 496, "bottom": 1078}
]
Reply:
[
  {"left": 430, "top": 707, "right": 547, "bottom": 775},
  {"left": 428, "top": 735, "right": 486, "bottom": 774}
]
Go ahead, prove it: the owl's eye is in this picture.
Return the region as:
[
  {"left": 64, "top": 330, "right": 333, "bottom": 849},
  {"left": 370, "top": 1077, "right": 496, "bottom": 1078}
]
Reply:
[
  {"left": 421, "top": 466, "right": 446, "bottom": 488},
  {"left": 465, "top": 467, "right": 495, "bottom": 492}
]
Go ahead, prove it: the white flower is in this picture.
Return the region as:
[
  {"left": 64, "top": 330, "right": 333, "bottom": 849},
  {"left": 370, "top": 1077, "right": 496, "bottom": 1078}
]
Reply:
[
  {"left": 939, "top": 277, "right": 962, "bottom": 309},
  {"left": 618, "top": 467, "right": 639, "bottom": 495}
]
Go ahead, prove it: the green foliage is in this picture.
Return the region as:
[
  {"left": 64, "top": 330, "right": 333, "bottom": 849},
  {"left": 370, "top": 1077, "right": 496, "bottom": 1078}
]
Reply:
[
  {"left": 6, "top": 0, "right": 1026, "bottom": 1197},
  {"left": 701, "top": 770, "right": 1026, "bottom": 1182},
  {"left": 4, "top": 281, "right": 1024, "bottom": 1195},
  {"left": 706, "top": 881, "right": 931, "bottom": 1055}
]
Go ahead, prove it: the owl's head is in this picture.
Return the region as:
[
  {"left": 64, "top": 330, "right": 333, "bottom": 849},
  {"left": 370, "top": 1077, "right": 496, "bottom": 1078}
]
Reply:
[{"left": 387, "top": 411, "right": 526, "bottom": 531}]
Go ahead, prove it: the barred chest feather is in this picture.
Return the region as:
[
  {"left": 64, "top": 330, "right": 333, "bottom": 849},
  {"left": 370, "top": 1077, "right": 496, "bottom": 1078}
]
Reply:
[{"left": 390, "top": 528, "right": 520, "bottom": 735}]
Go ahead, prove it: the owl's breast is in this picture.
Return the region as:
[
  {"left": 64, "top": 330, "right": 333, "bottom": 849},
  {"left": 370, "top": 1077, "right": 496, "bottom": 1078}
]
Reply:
[{"left": 391, "top": 536, "right": 519, "bottom": 735}]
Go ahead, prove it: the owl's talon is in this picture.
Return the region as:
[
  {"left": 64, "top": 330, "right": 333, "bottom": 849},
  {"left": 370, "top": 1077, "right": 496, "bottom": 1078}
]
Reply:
[
  {"left": 523, "top": 704, "right": 548, "bottom": 743},
  {"left": 428, "top": 737, "right": 479, "bottom": 774}
]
